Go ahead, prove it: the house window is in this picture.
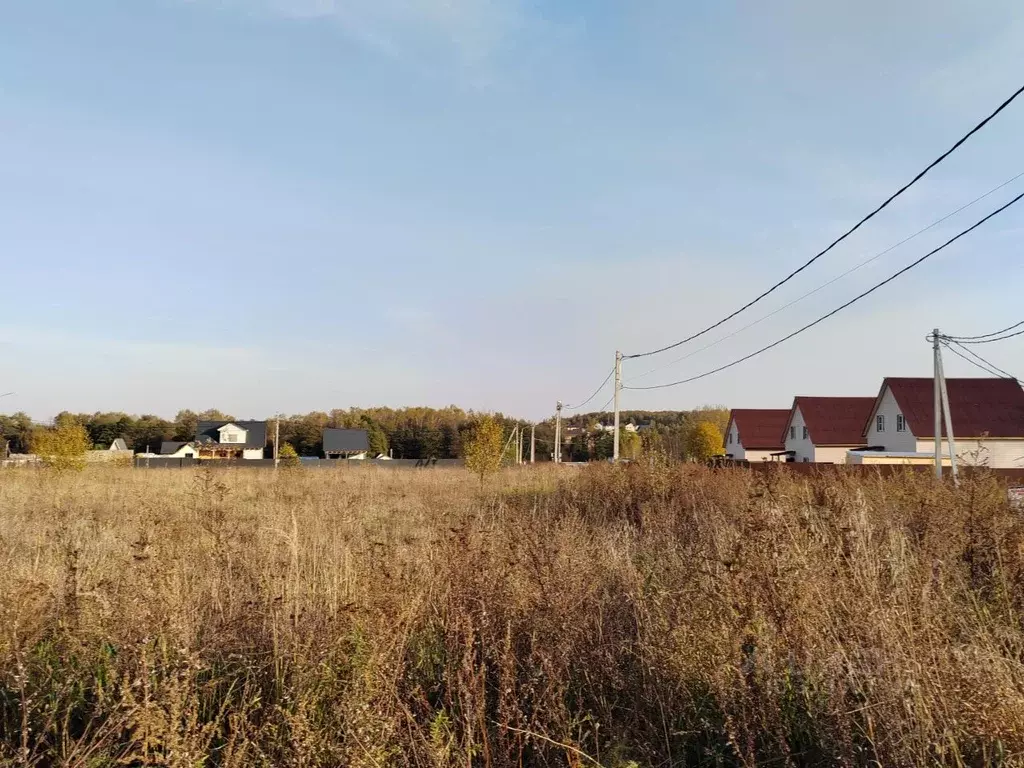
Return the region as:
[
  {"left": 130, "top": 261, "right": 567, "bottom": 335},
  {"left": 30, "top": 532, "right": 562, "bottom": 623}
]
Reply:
[
  {"left": 789, "top": 427, "right": 795, "bottom": 440},
  {"left": 802, "top": 457, "right": 810, "bottom": 463},
  {"left": 897, "top": 414, "right": 906, "bottom": 433},
  {"left": 876, "top": 415, "right": 885, "bottom": 433},
  {"left": 802, "top": 426, "right": 808, "bottom": 440},
  {"left": 223, "top": 432, "right": 238, "bottom": 444}
]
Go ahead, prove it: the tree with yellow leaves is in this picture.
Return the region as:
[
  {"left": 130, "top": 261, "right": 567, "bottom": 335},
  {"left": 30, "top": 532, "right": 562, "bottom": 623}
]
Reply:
[
  {"left": 686, "top": 421, "right": 724, "bottom": 462},
  {"left": 464, "top": 415, "right": 505, "bottom": 483},
  {"left": 32, "top": 422, "right": 91, "bottom": 471}
]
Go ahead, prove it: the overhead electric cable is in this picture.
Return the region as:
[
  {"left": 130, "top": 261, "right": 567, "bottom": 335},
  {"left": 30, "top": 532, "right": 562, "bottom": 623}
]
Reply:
[
  {"left": 563, "top": 368, "right": 614, "bottom": 411},
  {"left": 946, "top": 327, "right": 1024, "bottom": 345},
  {"left": 943, "top": 320, "right": 1024, "bottom": 341},
  {"left": 625, "top": 190, "right": 1024, "bottom": 391},
  {"left": 942, "top": 340, "right": 1019, "bottom": 381},
  {"left": 627, "top": 170, "right": 1024, "bottom": 383},
  {"left": 624, "top": 82, "right": 1024, "bottom": 361}
]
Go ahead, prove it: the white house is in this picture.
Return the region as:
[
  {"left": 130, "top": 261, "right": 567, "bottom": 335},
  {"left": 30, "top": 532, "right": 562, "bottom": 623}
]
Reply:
[
  {"left": 194, "top": 420, "right": 268, "bottom": 459},
  {"left": 863, "top": 377, "right": 1024, "bottom": 468},
  {"left": 159, "top": 441, "right": 199, "bottom": 459},
  {"left": 724, "top": 409, "right": 790, "bottom": 462},
  {"left": 783, "top": 396, "right": 876, "bottom": 463}
]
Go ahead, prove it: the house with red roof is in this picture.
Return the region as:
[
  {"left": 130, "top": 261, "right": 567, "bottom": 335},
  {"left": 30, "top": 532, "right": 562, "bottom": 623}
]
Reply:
[
  {"left": 862, "top": 377, "right": 1024, "bottom": 468},
  {"left": 782, "top": 396, "right": 876, "bottom": 463},
  {"left": 724, "top": 409, "right": 790, "bottom": 462}
]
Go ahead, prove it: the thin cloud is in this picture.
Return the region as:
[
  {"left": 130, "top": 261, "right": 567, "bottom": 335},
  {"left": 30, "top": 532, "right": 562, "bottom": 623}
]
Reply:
[{"left": 203, "top": 0, "right": 524, "bottom": 62}]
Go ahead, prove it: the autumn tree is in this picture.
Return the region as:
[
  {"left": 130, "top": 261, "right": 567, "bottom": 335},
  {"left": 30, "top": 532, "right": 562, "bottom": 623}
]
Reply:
[
  {"left": 620, "top": 429, "right": 642, "bottom": 460},
  {"left": 32, "top": 422, "right": 91, "bottom": 471},
  {"left": 686, "top": 421, "right": 725, "bottom": 462},
  {"left": 278, "top": 442, "right": 300, "bottom": 467},
  {"left": 464, "top": 416, "right": 505, "bottom": 483}
]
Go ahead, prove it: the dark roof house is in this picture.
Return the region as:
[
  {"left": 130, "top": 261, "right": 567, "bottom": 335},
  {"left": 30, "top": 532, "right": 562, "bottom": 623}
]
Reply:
[
  {"left": 726, "top": 409, "right": 790, "bottom": 450},
  {"left": 323, "top": 428, "right": 370, "bottom": 456},
  {"left": 865, "top": 377, "right": 1024, "bottom": 438},
  {"left": 195, "top": 420, "right": 268, "bottom": 450}
]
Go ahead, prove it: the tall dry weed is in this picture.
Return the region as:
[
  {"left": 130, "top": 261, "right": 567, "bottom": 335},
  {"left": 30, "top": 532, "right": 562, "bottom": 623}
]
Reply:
[{"left": 0, "top": 464, "right": 1022, "bottom": 766}]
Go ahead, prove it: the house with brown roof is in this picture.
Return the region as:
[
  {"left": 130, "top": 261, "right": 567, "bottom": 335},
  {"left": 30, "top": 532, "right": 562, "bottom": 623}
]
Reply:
[
  {"left": 783, "top": 396, "right": 876, "bottom": 463},
  {"left": 862, "top": 377, "right": 1024, "bottom": 468},
  {"left": 724, "top": 409, "right": 790, "bottom": 462}
]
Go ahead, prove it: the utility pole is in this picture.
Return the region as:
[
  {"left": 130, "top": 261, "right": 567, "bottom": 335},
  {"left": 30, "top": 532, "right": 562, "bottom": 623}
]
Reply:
[
  {"left": 555, "top": 401, "right": 563, "bottom": 463},
  {"left": 517, "top": 423, "right": 524, "bottom": 465},
  {"left": 612, "top": 350, "right": 622, "bottom": 462},
  {"left": 934, "top": 329, "right": 942, "bottom": 480},
  {"left": 530, "top": 423, "right": 536, "bottom": 464},
  {"left": 935, "top": 335, "right": 959, "bottom": 486},
  {"left": 932, "top": 329, "right": 960, "bottom": 486},
  {"left": 274, "top": 415, "right": 281, "bottom": 470}
]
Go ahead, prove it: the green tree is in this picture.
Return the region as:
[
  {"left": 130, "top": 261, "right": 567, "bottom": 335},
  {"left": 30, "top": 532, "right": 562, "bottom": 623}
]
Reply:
[
  {"left": 686, "top": 421, "right": 725, "bottom": 462},
  {"left": 278, "top": 442, "right": 300, "bottom": 467},
  {"left": 464, "top": 416, "right": 504, "bottom": 483},
  {"left": 32, "top": 422, "right": 91, "bottom": 471},
  {"left": 366, "top": 422, "right": 389, "bottom": 457},
  {"left": 173, "top": 409, "right": 199, "bottom": 441},
  {"left": 620, "top": 429, "right": 642, "bottom": 460}
]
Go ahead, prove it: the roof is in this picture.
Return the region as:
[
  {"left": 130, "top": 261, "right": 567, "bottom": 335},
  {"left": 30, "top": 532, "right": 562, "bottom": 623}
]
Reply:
[
  {"left": 789, "top": 397, "right": 876, "bottom": 446},
  {"left": 727, "top": 409, "right": 790, "bottom": 450},
  {"left": 160, "top": 441, "right": 189, "bottom": 455},
  {"left": 871, "top": 377, "right": 1024, "bottom": 439},
  {"left": 195, "top": 420, "right": 268, "bottom": 450},
  {"left": 322, "top": 428, "right": 370, "bottom": 453}
]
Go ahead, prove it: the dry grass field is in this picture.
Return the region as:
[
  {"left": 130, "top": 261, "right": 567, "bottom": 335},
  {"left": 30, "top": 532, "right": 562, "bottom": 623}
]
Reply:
[{"left": 1, "top": 463, "right": 1024, "bottom": 767}]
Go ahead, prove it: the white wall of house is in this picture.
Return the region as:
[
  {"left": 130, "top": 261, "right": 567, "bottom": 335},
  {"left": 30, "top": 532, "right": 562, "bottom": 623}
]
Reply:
[
  {"left": 915, "top": 439, "right": 1024, "bottom": 469},
  {"left": 242, "top": 448, "right": 264, "bottom": 460},
  {"left": 784, "top": 407, "right": 816, "bottom": 462},
  {"left": 744, "top": 449, "right": 779, "bottom": 462},
  {"left": 168, "top": 445, "right": 197, "bottom": 458},
  {"left": 813, "top": 446, "right": 853, "bottom": 464},
  {"left": 725, "top": 423, "right": 746, "bottom": 460},
  {"left": 218, "top": 424, "right": 248, "bottom": 444},
  {"left": 864, "top": 387, "right": 917, "bottom": 452}
]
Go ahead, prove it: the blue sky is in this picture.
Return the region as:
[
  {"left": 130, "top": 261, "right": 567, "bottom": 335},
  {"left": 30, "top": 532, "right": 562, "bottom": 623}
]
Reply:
[{"left": 2, "top": 0, "right": 1023, "bottom": 421}]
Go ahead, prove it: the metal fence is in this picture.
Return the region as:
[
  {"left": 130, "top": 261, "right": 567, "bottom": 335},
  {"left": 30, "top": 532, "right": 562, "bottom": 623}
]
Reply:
[{"left": 133, "top": 457, "right": 465, "bottom": 470}]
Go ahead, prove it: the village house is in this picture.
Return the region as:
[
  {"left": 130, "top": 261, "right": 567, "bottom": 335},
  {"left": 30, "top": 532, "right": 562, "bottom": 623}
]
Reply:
[
  {"left": 193, "top": 420, "right": 268, "bottom": 459},
  {"left": 159, "top": 441, "right": 199, "bottom": 459},
  {"left": 862, "top": 377, "right": 1024, "bottom": 468},
  {"left": 724, "top": 409, "right": 790, "bottom": 462},
  {"left": 322, "top": 428, "right": 370, "bottom": 459},
  {"left": 782, "top": 396, "right": 876, "bottom": 463}
]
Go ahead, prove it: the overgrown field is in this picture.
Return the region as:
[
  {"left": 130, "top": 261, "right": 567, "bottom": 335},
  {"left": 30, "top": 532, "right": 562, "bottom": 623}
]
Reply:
[{"left": 1, "top": 464, "right": 1023, "bottom": 767}]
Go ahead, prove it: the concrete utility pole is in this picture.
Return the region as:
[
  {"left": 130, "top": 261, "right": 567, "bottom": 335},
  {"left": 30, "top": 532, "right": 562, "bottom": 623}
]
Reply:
[
  {"left": 554, "top": 401, "right": 563, "bottom": 463},
  {"left": 612, "top": 350, "right": 622, "bottom": 462},
  {"left": 274, "top": 415, "right": 281, "bottom": 470},
  {"left": 934, "top": 329, "right": 942, "bottom": 480},
  {"left": 932, "top": 329, "right": 960, "bottom": 486},
  {"left": 530, "top": 423, "right": 536, "bottom": 464},
  {"left": 517, "top": 424, "right": 524, "bottom": 465},
  {"left": 935, "top": 335, "right": 959, "bottom": 486}
]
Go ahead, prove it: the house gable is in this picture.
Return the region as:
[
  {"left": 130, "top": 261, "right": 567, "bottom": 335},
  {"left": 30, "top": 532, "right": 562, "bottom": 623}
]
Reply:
[
  {"left": 217, "top": 423, "right": 248, "bottom": 444},
  {"left": 880, "top": 377, "right": 1024, "bottom": 439}
]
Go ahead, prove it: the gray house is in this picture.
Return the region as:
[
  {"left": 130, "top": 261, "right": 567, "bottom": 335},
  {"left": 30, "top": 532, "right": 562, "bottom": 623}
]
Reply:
[
  {"left": 323, "top": 428, "right": 370, "bottom": 459},
  {"left": 194, "top": 420, "right": 268, "bottom": 459}
]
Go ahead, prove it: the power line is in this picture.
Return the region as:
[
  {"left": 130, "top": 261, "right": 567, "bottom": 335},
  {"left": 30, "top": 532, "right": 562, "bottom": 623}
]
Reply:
[
  {"left": 563, "top": 368, "right": 614, "bottom": 411},
  {"left": 623, "top": 82, "right": 1024, "bottom": 361},
  {"left": 947, "top": 327, "right": 1024, "bottom": 345},
  {"left": 625, "top": 190, "right": 1024, "bottom": 391},
  {"left": 942, "top": 340, "right": 1019, "bottom": 381},
  {"left": 627, "top": 170, "right": 1024, "bottom": 384},
  {"left": 943, "top": 320, "right": 1024, "bottom": 341}
]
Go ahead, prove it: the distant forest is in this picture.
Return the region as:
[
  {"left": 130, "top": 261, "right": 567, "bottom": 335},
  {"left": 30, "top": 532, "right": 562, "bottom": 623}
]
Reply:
[{"left": 0, "top": 404, "right": 729, "bottom": 462}]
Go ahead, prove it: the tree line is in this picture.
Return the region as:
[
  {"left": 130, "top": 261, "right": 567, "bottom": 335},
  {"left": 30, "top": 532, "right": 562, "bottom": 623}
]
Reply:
[{"left": 1, "top": 404, "right": 728, "bottom": 462}]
